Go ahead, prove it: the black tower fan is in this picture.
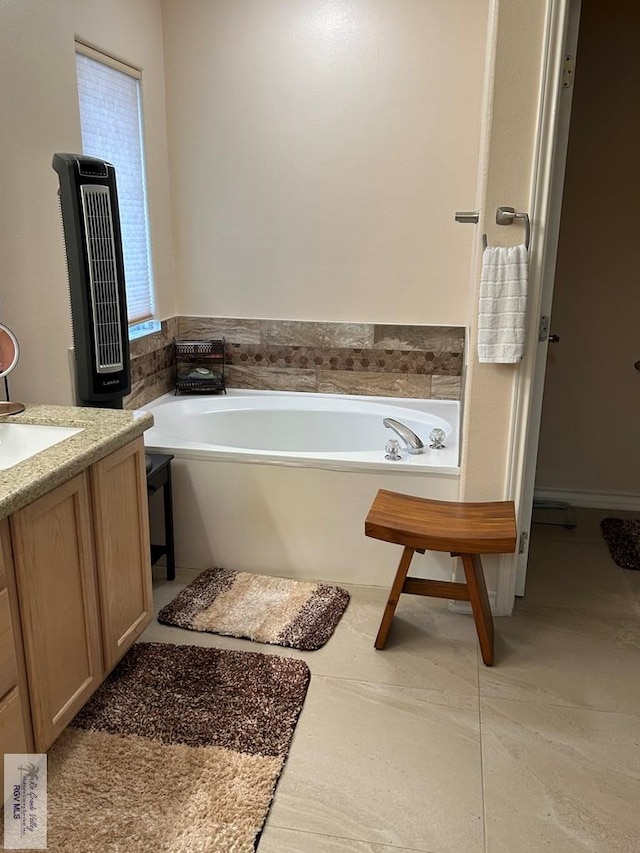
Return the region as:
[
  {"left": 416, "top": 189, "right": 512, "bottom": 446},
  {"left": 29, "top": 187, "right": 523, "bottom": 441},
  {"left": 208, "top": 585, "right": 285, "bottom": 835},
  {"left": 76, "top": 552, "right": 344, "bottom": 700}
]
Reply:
[{"left": 53, "top": 153, "right": 131, "bottom": 407}]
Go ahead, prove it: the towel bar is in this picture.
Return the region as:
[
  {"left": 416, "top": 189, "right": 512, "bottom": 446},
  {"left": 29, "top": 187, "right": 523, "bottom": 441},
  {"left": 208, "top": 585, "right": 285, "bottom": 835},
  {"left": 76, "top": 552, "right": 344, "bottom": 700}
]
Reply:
[
  {"left": 482, "top": 206, "right": 530, "bottom": 251},
  {"left": 455, "top": 207, "right": 530, "bottom": 251}
]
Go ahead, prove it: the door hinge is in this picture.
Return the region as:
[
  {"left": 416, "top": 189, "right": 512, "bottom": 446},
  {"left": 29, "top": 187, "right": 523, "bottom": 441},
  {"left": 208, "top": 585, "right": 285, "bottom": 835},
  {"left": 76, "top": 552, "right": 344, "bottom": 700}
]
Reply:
[
  {"left": 562, "top": 54, "right": 576, "bottom": 88},
  {"left": 538, "top": 315, "right": 550, "bottom": 342},
  {"left": 519, "top": 531, "right": 529, "bottom": 555}
]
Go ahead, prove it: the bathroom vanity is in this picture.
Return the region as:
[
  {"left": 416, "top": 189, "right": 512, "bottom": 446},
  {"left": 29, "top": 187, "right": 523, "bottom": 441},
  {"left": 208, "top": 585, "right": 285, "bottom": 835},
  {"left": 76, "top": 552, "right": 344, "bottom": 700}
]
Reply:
[{"left": 0, "top": 404, "right": 154, "bottom": 753}]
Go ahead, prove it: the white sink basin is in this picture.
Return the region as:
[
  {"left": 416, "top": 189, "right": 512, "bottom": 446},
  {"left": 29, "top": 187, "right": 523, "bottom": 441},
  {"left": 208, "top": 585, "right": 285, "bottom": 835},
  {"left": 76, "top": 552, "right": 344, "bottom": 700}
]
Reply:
[{"left": 0, "top": 423, "right": 82, "bottom": 471}]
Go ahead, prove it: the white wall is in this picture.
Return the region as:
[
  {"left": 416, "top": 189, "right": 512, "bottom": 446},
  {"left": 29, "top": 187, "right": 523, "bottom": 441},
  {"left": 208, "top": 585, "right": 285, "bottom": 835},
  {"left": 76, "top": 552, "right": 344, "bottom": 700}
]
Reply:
[
  {"left": 0, "top": 0, "right": 176, "bottom": 405},
  {"left": 161, "top": 0, "right": 489, "bottom": 324}
]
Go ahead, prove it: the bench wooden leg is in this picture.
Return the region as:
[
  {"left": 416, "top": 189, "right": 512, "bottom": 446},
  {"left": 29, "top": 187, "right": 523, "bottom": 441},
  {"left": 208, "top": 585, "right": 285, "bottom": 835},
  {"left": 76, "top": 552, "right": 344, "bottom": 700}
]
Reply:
[
  {"left": 460, "top": 553, "right": 494, "bottom": 666},
  {"left": 374, "top": 546, "right": 414, "bottom": 650}
]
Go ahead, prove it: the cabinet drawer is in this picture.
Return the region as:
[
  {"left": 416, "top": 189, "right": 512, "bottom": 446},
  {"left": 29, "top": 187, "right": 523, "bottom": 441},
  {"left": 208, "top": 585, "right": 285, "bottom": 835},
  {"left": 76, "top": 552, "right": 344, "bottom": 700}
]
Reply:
[
  {"left": 0, "top": 589, "right": 18, "bottom": 700},
  {"left": 0, "top": 687, "right": 28, "bottom": 758}
]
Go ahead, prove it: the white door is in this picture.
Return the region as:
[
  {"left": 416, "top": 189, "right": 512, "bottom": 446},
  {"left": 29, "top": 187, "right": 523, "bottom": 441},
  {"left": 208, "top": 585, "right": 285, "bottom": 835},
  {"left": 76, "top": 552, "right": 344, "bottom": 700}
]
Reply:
[{"left": 512, "top": 0, "right": 582, "bottom": 596}]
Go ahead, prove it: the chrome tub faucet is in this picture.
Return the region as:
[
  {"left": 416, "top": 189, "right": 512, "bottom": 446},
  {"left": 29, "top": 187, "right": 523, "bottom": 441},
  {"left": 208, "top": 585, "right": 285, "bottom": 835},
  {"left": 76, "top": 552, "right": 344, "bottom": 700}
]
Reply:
[{"left": 383, "top": 418, "right": 425, "bottom": 455}]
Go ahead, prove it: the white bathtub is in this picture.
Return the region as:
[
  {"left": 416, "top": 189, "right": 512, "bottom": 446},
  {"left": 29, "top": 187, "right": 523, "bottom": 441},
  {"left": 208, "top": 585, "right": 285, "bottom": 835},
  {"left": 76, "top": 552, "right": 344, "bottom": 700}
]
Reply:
[
  {"left": 142, "top": 390, "right": 462, "bottom": 586},
  {"left": 143, "top": 390, "right": 460, "bottom": 473}
]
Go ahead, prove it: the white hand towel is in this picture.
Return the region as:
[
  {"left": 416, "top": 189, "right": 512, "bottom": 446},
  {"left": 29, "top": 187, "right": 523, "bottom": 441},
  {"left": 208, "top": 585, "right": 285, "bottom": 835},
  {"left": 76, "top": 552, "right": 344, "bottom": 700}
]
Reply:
[{"left": 478, "top": 244, "right": 528, "bottom": 363}]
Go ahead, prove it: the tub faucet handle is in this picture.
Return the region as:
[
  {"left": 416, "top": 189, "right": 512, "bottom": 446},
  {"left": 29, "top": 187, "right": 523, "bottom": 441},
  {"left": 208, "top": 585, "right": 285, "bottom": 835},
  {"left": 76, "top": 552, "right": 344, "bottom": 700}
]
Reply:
[
  {"left": 429, "top": 428, "right": 446, "bottom": 450},
  {"left": 385, "top": 438, "right": 402, "bottom": 461}
]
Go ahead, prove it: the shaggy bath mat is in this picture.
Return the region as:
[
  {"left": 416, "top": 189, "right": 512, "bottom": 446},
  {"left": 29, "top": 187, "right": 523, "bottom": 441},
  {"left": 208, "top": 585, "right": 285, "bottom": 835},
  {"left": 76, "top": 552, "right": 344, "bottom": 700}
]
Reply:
[
  {"left": 158, "top": 567, "right": 350, "bottom": 651},
  {"left": 41, "top": 642, "right": 310, "bottom": 852},
  {"left": 601, "top": 517, "right": 640, "bottom": 570}
]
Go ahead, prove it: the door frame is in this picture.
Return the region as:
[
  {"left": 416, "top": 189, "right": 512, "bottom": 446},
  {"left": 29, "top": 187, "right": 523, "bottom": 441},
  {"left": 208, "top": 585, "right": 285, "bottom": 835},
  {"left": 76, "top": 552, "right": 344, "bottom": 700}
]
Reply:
[{"left": 495, "top": 0, "right": 582, "bottom": 612}]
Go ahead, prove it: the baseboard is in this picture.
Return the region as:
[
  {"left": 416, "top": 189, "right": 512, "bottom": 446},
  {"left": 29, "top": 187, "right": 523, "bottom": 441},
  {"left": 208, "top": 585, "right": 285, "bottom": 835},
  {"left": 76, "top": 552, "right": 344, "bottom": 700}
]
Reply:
[{"left": 534, "top": 487, "right": 640, "bottom": 512}]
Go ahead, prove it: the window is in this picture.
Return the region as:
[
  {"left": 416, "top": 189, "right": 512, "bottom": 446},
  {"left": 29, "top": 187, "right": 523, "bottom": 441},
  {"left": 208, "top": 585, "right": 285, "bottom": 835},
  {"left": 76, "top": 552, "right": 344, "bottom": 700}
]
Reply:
[{"left": 75, "top": 42, "right": 156, "bottom": 333}]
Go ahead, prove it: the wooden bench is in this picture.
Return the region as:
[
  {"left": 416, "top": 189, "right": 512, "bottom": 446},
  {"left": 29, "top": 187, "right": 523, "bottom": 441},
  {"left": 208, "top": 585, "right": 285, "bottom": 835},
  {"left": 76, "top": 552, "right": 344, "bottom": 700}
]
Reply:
[{"left": 365, "top": 490, "right": 517, "bottom": 665}]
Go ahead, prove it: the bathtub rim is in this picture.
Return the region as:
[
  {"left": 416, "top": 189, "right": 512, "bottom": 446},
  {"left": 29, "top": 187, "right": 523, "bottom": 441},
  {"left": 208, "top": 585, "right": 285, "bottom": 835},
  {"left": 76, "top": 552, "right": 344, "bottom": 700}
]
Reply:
[{"left": 140, "top": 389, "right": 461, "bottom": 477}]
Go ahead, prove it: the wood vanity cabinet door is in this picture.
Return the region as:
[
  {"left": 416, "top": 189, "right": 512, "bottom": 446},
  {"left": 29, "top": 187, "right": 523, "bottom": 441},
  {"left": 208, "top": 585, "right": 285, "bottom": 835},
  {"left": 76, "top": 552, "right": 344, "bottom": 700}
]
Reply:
[
  {"left": 0, "top": 689, "right": 28, "bottom": 758},
  {"left": 90, "top": 437, "right": 153, "bottom": 672},
  {"left": 10, "top": 473, "right": 103, "bottom": 752},
  {"left": 0, "top": 518, "right": 31, "bottom": 755}
]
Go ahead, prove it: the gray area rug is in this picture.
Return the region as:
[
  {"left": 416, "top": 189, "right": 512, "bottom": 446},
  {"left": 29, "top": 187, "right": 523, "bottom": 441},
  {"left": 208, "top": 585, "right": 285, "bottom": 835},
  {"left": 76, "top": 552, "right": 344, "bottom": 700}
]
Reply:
[{"left": 158, "top": 567, "right": 350, "bottom": 650}]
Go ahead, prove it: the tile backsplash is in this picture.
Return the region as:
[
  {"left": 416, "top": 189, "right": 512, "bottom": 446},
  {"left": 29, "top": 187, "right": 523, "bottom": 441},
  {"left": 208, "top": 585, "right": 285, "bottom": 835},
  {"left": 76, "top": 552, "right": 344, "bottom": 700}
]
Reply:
[
  {"left": 124, "top": 317, "right": 177, "bottom": 409},
  {"left": 125, "top": 317, "right": 465, "bottom": 408}
]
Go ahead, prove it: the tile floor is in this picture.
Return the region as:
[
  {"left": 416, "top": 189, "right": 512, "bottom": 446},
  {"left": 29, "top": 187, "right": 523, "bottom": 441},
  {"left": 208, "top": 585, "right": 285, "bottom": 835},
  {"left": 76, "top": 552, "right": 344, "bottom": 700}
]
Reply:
[{"left": 142, "top": 507, "right": 640, "bottom": 852}]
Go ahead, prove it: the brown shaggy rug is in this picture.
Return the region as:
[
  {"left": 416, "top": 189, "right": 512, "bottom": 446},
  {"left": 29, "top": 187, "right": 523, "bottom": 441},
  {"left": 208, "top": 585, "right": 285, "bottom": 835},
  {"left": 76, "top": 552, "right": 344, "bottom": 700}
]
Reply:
[
  {"left": 601, "top": 517, "right": 640, "bottom": 571},
  {"left": 43, "top": 643, "right": 310, "bottom": 852},
  {"left": 158, "top": 567, "right": 350, "bottom": 651}
]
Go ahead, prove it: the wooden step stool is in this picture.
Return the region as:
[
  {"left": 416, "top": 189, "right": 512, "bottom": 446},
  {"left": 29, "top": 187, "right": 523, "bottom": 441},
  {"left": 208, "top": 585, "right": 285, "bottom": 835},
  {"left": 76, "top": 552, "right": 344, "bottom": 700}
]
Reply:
[{"left": 365, "top": 490, "right": 517, "bottom": 666}]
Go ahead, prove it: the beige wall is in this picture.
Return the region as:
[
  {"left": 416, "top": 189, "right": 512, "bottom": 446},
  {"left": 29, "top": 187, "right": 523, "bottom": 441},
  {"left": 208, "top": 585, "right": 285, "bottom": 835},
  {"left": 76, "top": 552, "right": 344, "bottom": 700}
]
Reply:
[
  {"left": 159, "top": 0, "right": 551, "bottom": 599},
  {"left": 160, "top": 0, "right": 551, "bottom": 518},
  {"left": 161, "top": 0, "right": 489, "bottom": 324},
  {"left": 0, "top": 0, "right": 556, "bottom": 548},
  {"left": 535, "top": 0, "right": 640, "bottom": 498},
  {"left": 0, "top": 0, "right": 176, "bottom": 405},
  {"left": 458, "top": 0, "right": 549, "bottom": 596},
  {"left": 461, "top": 0, "right": 548, "bottom": 501},
  {"left": 0, "top": 0, "right": 79, "bottom": 405}
]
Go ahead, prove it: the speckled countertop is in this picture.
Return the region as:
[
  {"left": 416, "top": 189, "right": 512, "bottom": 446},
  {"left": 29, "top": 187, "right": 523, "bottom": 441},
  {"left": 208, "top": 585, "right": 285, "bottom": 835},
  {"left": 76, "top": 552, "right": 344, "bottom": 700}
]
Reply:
[{"left": 0, "top": 405, "right": 154, "bottom": 519}]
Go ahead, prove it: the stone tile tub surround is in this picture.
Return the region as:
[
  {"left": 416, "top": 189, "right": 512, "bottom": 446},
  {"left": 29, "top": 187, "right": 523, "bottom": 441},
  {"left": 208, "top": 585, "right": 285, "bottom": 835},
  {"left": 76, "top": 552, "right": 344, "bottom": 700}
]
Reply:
[
  {"left": 125, "top": 317, "right": 178, "bottom": 410},
  {"left": 177, "top": 317, "right": 465, "bottom": 400}
]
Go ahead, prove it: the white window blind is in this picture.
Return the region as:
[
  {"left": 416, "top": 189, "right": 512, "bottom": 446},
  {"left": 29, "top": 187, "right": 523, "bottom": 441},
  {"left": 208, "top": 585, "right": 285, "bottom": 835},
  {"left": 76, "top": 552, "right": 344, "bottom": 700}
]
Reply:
[{"left": 75, "top": 45, "right": 155, "bottom": 326}]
